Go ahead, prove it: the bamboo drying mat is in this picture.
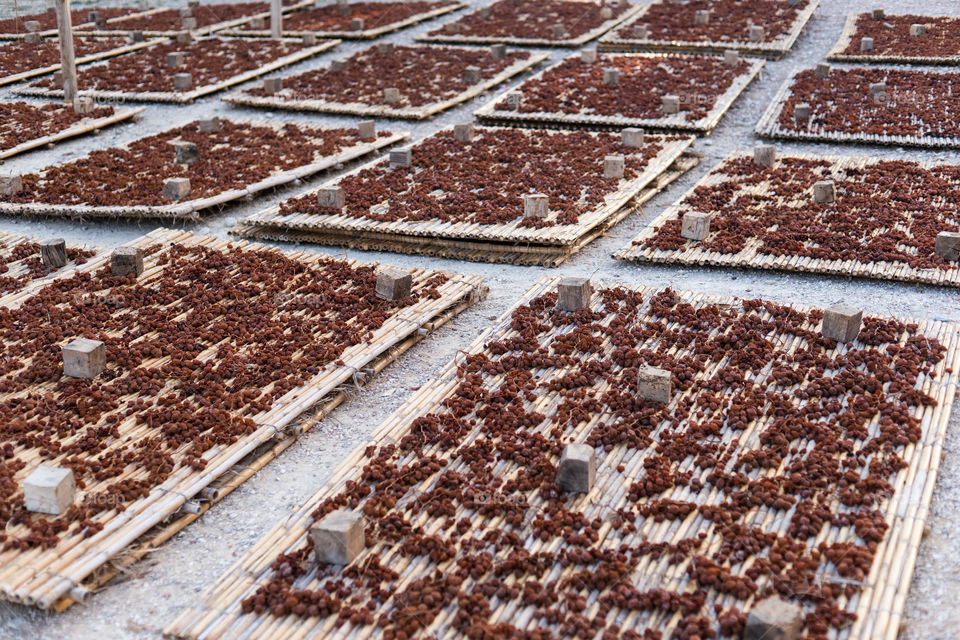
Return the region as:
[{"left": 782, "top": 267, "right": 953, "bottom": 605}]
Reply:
[
  {"left": 232, "top": 128, "right": 696, "bottom": 261},
  {"left": 233, "top": 150, "right": 701, "bottom": 266},
  {"left": 0, "top": 120, "right": 407, "bottom": 220},
  {"left": 222, "top": 2, "right": 467, "bottom": 39},
  {"left": 0, "top": 105, "right": 145, "bottom": 161},
  {"left": 0, "top": 36, "right": 162, "bottom": 87},
  {"left": 14, "top": 37, "right": 340, "bottom": 104},
  {"left": 82, "top": 1, "right": 314, "bottom": 38},
  {"left": 755, "top": 68, "right": 960, "bottom": 149},
  {"left": 0, "top": 7, "right": 163, "bottom": 40},
  {"left": 598, "top": 0, "right": 820, "bottom": 59},
  {"left": 615, "top": 151, "right": 960, "bottom": 287},
  {"left": 166, "top": 275, "right": 960, "bottom": 640},
  {"left": 0, "top": 232, "right": 103, "bottom": 301},
  {"left": 474, "top": 53, "right": 764, "bottom": 133},
  {"left": 827, "top": 13, "right": 960, "bottom": 66},
  {"left": 0, "top": 228, "right": 486, "bottom": 611},
  {"left": 415, "top": 2, "right": 643, "bottom": 47},
  {"left": 223, "top": 47, "right": 549, "bottom": 120}
]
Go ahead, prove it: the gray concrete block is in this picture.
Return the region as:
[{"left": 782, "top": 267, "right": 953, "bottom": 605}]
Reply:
[
  {"left": 389, "top": 147, "right": 411, "bottom": 167},
  {"left": 163, "top": 177, "right": 191, "bottom": 200},
  {"left": 173, "top": 73, "right": 193, "bottom": 91},
  {"left": 24, "top": 466, "right": 75, "bottom": 515},
  {"left": 198, "top": 117, "right": 222, "bottom": 132},
  {"left": 557, "top": 443, "right": 596, "bottom": 493},
  {"left": 744, "top": 597, "right": 803, "bottom": 640},
  {"left": 724, "top": 50, "right": 739, "bottom": 66},
  {"left": 861, "top": 36, "right": 874, "bottom": 51},
  {"left": 523, "top": 193, "right": 548, "bottom": 218},
  {"left": 935, "top": 231, "right": 960, "bottom": 261},
  {"left": 490, "top": 43, "right": 506, "bottom": 58},
  {"left": 317, "top": 186, "right": 345, "bottom": 209},
  {"left": 815, "top": 62, "right": 831, "bottom": 79},
  {"left": 174, "top": 141, "right": 199, "bottom": 165},
  {"left": 637, "top": 365, "right": 671, "bottom": 404},
  {"left": 681, "top": 212, "right": 710, "bottom": 241},
  {"left": 795, "top": 103, "right": 811, "bottom": 121},
  {"left": 0, "top": 174, "right": 23, "bottom": 196},
  {"left": 622, "top": 127, "right": 644, "bottom": 147},
  {"left": 753, "top": 144, "right": 776, "bottom": 167},
  {"left": 662, "top": 95, "right": 680, "bottom": 115},
  {"left": 603, "top": 67, "right": 619, "bottom": 85},
  {"left": 357, "top": 120, "right": 375, "bottom": 139},
  {"left": 581, "top": 48, "right": 597, "bottom": 64},
  {"left": 749, "top": 25, "right": 765, "bottom": 42},
  {"left": 813, "top": 180, "right": 835, "bottom": 203},
  {"left": 454, "top": 123, "right": 475, "bottom": 142},
  {"left": 463, "top": 65, "right": 481, "bottom": 84}
]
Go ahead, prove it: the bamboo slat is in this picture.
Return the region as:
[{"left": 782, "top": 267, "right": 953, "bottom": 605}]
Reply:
[
  {"left": 165, "top": 275, "right": 960, "bottom": 640},
  {"left": 223, "top": 47, "right": 550, "bottom": 120},
  {"left": 13, "top": 37, "right": 340, "bottom": 104},
  {"left": 615, "top": 150, "right": 960, "bottom": 288},
  {"left": 826, "top": 13, "right": 960, "bottom": 66},
  {"left": 221, "top": 2, "right": 467, "bottom": 39},
  {"left": 597, "top": 0, "right": 821, "bottom": 59},
  {"left": 414, "top": 2, "right": 643, "bottom": 48},
  {"left": 0, "top": 228, "right": 486, "bottom": 611},
  {"left": 474, "top": 52, "right": 765, "bottom": 133},
  {"left": 0, "top": 120, "right": 407, "bottom": 221},
  {"left": 0, "top": 105, "right": 144, "bottom": 160},
  {"left": 233, "top": 151, "right": 702, "bottom": 266}
]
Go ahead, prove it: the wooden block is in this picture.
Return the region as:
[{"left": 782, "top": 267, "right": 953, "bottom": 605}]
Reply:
[
  {"left": 680, "top": 212, "right": 710, "bottom": 241},
  {"left": 794, "top": 102, "right": 810, "bottom": 121},
  {"left": 910, "top": 24, "right": 926, "bottom": 36},
  {"left": 581, "top": 48, "right": 598, "bottom": 64},
  {"left": 131, "top": 31, "right": 145, "bottom": 42},
  {"left": 383, "top": 87, "right": 400, "bottom": 104},
  {"left": 250, "top": 17, "right": 266, "bottom": 29},
  {"left": 24, "top": 33, "right": 42, "bottom": 43},
  {"left": 23, "top": 466, "right": 75, "bottom": 515},
  {"left": 377, "top": 42, "right": 394, "bottom": 54},
  {"left": 463, "top": 66, "right": 481, "bottom": 84},
  {"left": 507, "top": 91, "right": 523, "bottom": 109},
  {"left": 40, "top": 238, "right": 67, "bottom": 268},
  {"left": 357, "top": 120, "right": 375, "bottom": 139},
  {"left": 622, "top": 128, "right": 644, "bottom": 147},
  {"left": 375, "top": 268, "right": 412, "bottom": 300},
  {"left": 551, "top": 23, "right": 566, "bottom": 38},
  {"left": 822, "top": 305, "right": 862, "bottom": 343},
  {"left": 337, "top": 0, "right": 350, "bottom": 15},
  {"left": 445, "top": 21, "right": 460, "bottom": 34},
  {"left": 310, "top": 510, "right": 365, "bottom": 565},
  {"left": 174, "top": 141, "right": 199, "bottom": 165},
  {"left": 454, "top": 123, "right": 475, "bottom": 142},
  {"left": 557, "top": 277, "right": 591, "bottom": 311},
  {"left": 303, "top": 33, "right": 318, "bottom": 46},
  {"left": 694, "top": 9, "right": 710, "bottom": 24},
  {"left": 813, "top": 180, "right": 835, "bottom": 203},
  {"left": 603, "top": 67, "right": 619, "bottom": 85},
  {"left": 749, "top": 25, "right": 765, "bottom": 42},
  {"left": 0, "top": 174, "right": 23, "bottom": 196},
  {"left": 603, "top": 155, "right": 624, "bottom": 179},
  {"left": 633, "top": 24, "right": 648, "bottom": 39},
  {"left": 935, "top": 231, "right": 960, "bottom": 261},
  {"left": 180, "top": 7, "right": 193, "bottom": 18},
  {"left": 111, "top": 246, "right": 144, "bottom": 276},
  {"left": 872, "top": 9, "right": 884, "bottom": 19},
  {"left": 600, "top": 7, "right": 612, "bottom": 19},
  {"left": 330, "top": 59, "right": 347, "bottom": 71},
  {"left": 389, "top": 148, "right": 411, "bottom": 167},
  {"left": 167, "top": 51, "right": 185, "bottom": 67},
  {"left": 173, "top": 73, "right": 193, "bottom": 91},
  {"left": 182, "top": 16, "right": 198, "bottom": 30},
  {"left": 753, "top": 144, "right": 776, "bottom": 167},
  {"left": 662, "top": 95, "right": 680, "bottom": 115},
  {"left": 163, "top": 177, "right": 192, "bottom": 200},
  {"left": 745, "top": 597, "right": 803, "bottom": 640},
  {"left": 25, "top": 20, "right": 41, "bottom": 32},
  {"left": 176, "top": 31, "right": 194, "bottom": 44},
  {"left": 861, "top": 36, "right": 874, "bottom": 51},
  {"left": 198, "top": 117, "right": 222, "bottom": 132},
  {"left": 95, "top": 17, "right": 108, "bottom": 29},
  {"left": 88, "top": 10, "right": 100, "bottom": 22},
  {"left": 53, "top": 70, "right": 64, "bottom": 86},
  {"left": 637, "top": 365, "right": 671, "bottom": 404},
  {"left": 724, "top": 50, "right": 739, "bottom": 66},
  {"left": 480, "top": 6, "right": 491, "bottom": 18},
  {"left": 490, "top": 43, "right": 506, "bottom": 58},
  {"left": 523, "top": 193, "right": 548, "bottom": 218},
  {"left": 63, "top": 338, "right": 106, "bottom": 379},
  {"left": 870, "top": 81, "right": 886, "bottom": 102},
  {"left": 262, "top": 77, "right": 283, "bottom": 94},
  {"left": 317, "top": 186, "right": 345, "bottom": 209},
  {"left": 815, "top": 62, "right": 831, "bottom": 79},
  {"left": 350, "top": 18, "right": 364, "bottom": 30},
  {"left": 556, "top": 443, "right": 596, "bottom": 493},
  {"left": 73, "top": 96, "right": 95, "bottom": 115}
]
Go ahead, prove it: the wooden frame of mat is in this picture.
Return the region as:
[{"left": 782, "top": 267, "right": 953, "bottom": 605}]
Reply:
[
  {"left": 0, "top": 228, "right": 487, "bottom": 611},
  {"left": 827, "top": 13, "right": 960, "bottom": 66},
  {"left": 221, "top": 2, "right": 467, "bottom": 39},
  {"left": 755, "top": 68, "right": 960, "bottom": 149},
  {"left": 0, "top": 36, "right": 162, "bottom": 87},
  {"left": 597, "top": 0, "right": 820, "bottom": 59},
  {"left": 232, "top": 127, "right": 697, "bottom": 264},
  {"left": 615, "top": 151, "right": 960, "bottom": 287},
  {"left": 165, "top": 274, "right": 960, "bottom": 640},
  {"left": 222, "top": 47, "right": 549, "bottom": 120},
  {"left": 0, "top": 105, "right": 145, "bottom": 160},
  {"left": 232, "top": 150, "right": 701, "bottom": 266},
  {"left": 13, "top": 37, "right": 340, "bottom": 104},
  {"left": 0, "top": 121, "right": 406, "bottom": 221},
  {"left": 414, "top": 2, "right": 643, "bottom": 47},
  {"left": 473, "top": 52, "right": 764, "bottom": 133}
]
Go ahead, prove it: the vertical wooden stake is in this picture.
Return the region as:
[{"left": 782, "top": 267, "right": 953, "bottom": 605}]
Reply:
[
  {"left": 270, "top": 0, "right": 282, "bottom": 38},
  {"left": 54, "top": 0, "right": 79, "bottom": 104}
]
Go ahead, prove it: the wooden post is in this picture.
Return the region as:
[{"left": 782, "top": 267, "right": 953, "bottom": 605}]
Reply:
[
  {"left": 271, "top": 0, "right": 282, "bottom": 38},
  {"left": 54, "top": 0, "right": 79, "bottom": 104}
]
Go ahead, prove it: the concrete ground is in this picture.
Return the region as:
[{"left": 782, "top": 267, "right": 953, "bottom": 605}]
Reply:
[{"left": 0, "top": 0, "right": 958, "bottom": 638}]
